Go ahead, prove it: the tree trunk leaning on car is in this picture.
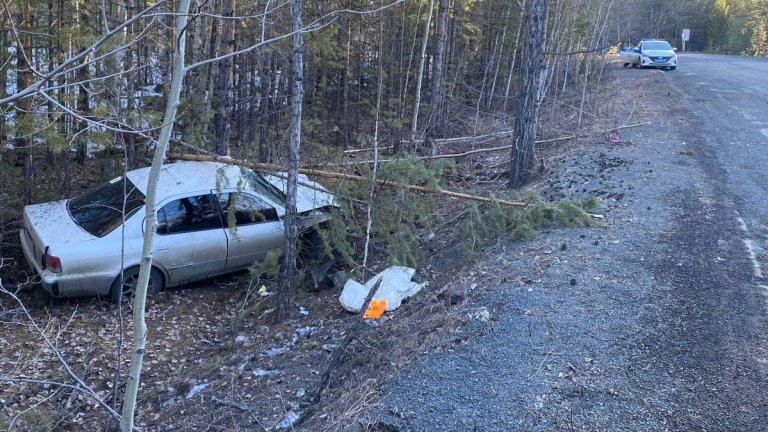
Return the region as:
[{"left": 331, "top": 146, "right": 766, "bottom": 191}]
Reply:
[
  {"left": 509, "top": 0, "right": 550, "bottom": 188},
  {"left": 119, "top": 1, "right": 191, "bottom": 431}
]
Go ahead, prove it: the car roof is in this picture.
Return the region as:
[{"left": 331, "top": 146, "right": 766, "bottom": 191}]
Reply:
[{"left": 125, "top": 161, "right": 249, "bottom": 200}]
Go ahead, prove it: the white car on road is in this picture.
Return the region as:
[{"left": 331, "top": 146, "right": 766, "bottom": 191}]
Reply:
[{"left": 621, "top": 39, "right": 677, "bottom": 70}]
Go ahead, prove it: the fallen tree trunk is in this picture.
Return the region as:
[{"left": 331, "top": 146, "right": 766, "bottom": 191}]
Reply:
[
  {"left": 337, "top": 122, "right": 651, "bottom": 165},
  {"left": 167, "top": 153, "right": 528, "bottom": 207}
]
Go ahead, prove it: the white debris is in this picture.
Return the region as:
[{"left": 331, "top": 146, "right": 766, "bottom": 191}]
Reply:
[
  {"left": 253, "top": 369, "right": 281, "bottom": 377},
  {"left": 321, "top": 343, "right": 337, "bottom": 352},
  {"left": 296, "top": 388, "right": 306, "bottom": 398},
  {"left": 339, "top": 266, "right": 426, "bottom": 313},
  {"left": 186, "top": 383, "right": 209, "bottom": 399},
  {"left": 235, "top": 335, "right": 249, "bottom": 344},
  {"left": 299, "top": 306, "right": 309, "bottom": 316}
]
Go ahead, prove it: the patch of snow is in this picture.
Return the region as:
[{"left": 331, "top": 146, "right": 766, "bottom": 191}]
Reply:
[
  {"left": 185, "top": 382, "right": 209, "bottom": 399},
  {"left": 296, "top": 326, "right": 317, "bottom": 338},
  {"left": 264, "top": 346, "right": 290, "bottom": 357},
  {"left": 253, "top": 368, "right": 281, "bottom": 377},
  {"left": 277, "top": 410, "right": 300, "bottom": 429}
]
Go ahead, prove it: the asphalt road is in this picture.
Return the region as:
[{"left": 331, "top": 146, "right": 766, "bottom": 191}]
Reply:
[{"left": 377, "top": 54, "right": 768, "bottom": 431}]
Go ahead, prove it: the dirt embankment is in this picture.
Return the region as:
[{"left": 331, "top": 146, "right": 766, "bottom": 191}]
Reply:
[{"left": 0, "top": 63, "right": 634, "bottom": 431}]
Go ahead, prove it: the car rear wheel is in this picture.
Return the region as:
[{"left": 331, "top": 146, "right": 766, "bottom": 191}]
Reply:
[{"left": 111, "top": 266, "right": 163, "bottom": 305}]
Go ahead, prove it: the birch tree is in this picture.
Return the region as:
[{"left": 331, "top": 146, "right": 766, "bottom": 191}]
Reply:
[
  {"left": 409, "top": 0, "right": 435, "bottom": 152},
  {"left": 119, "top": 1, "right": 191, "bottom": 430}
]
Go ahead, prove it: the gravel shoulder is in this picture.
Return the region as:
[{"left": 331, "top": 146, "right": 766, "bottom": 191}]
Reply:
[{"left": 379, "top": 59, "right": 768, "bottom": 431}]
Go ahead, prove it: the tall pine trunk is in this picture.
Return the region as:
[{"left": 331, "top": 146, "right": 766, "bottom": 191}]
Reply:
[
  {"left": 18, "top": 0, "right": 33, "bottom": 205},
  {"left": 278, "top": 0, "right": 304, "bottom": 322},
  {"left": 429, "top": 0, "right": 449, "bottom": 136},
  {"left": 509, "top": 0, "right": 550, "bottom": 188},
  {"left": 214, "top": 0, "right": 236, "bottom": 156}
]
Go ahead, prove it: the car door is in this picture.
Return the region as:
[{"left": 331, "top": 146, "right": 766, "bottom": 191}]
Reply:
[
  {"left": 153, "top": 194, "right": 228, "bottom": 285},
  {"left": 217, "top": 192, "right": 284, "bottom": 271}
]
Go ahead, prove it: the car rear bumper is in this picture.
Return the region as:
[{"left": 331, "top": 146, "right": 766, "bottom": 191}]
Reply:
[{"left": 19, "top": 230, "right": 112, "bottom": 298}]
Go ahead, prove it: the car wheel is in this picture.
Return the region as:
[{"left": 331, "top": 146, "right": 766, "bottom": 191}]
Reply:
[
  {"left": 623, "top": 63, "right": 629, "bottom": 68},
  {"left": 111, "top": 266, "right": 163, "bottom": 305},
  {"left": 670, "top": 66, "right": 677, "bottom": 70}
]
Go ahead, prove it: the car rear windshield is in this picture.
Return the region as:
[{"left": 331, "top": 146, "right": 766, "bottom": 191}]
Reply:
[
  {"left": 643, "top": 41, "right": 672, "bottom": 50},
  {"left": 67, "top": 177, "right": 146, "bottom": 237}
]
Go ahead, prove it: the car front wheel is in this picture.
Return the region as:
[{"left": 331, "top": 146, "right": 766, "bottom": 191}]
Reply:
[
  {"left": 111, "top": 266, "right": 163, "bottom": 304},
  {"left": 670, "top": 66, "right": 677, "bottom": 70}
]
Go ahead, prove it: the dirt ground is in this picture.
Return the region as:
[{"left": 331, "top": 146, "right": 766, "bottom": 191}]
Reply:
[{"left": 0, "top": 63, "right": 626, "bottom": 431}]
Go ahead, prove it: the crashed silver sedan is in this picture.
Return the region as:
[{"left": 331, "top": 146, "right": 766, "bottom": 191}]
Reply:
[{"left": 20, "top": 161, "right": 335, "bottom": 302}]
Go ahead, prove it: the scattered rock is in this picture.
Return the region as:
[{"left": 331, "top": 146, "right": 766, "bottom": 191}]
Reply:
[
  {"left": 339, "top": 266, "right": 427, "bottom": 313},
  {"left": 295, "top": 388, "right": 306, "bottom": 398},
  {"left": 234, "top": 335, "right": 249, "bottom": 344},
  {"left": 570, "top": 278, "right": 577, "bottom": 286}
]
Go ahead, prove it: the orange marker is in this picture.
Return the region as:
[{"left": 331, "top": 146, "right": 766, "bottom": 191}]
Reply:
[{"left": 363, "top": 298, "right": 388, "bottom": 319}]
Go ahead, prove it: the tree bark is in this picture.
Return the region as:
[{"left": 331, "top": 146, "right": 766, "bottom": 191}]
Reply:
[
  {"left": 17, "top": 0, "right": 33, "bottom": 205},
  {"left": 123, "top": 0, "right": 136, "bottom": 168},
  {"left": 119, "top": 1, "right": 191, "bottom": 430},
  {"left": 213, "top": 0, "right": 236, "bottom": 156},
  {"left": 278, "top": 0, "right": 304, "bottom": 322},
  {"left": 509, "top": 0, "right": 550, "bottom": 188},
  {"left": 429, "top": 0, "right": 449, "bottom": 136},
  {"left": 409, "top": 0, "right": 435, "bottom": 151},
  {"left": 0, "top": 11, "right": 8, "bottom": 145},
  {"left": 75, "top": 1, "right": 91, "bottom": 164}
]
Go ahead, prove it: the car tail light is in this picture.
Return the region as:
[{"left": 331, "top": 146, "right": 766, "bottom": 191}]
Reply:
[{"left": 44, "top": 247, "right": 62, "bottom": 273}]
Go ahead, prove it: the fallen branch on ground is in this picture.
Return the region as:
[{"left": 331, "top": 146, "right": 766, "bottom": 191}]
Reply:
[
  {"left": 335, "top": 122, "right": 651, "bottom": 166},
  {"left": 290, "top": 278, "right": 383, "bottom": 429},
  {"left": 166, "top": 153, "right": 528, "bottom": 207}
]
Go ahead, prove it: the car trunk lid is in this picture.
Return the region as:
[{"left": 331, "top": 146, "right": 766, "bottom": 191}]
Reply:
[{"left": 23, "top": 200, "right": 96, "bottom": 269}]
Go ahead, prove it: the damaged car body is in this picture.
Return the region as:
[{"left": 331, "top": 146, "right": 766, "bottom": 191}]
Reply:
[{"left": 20, "top": 161, "right": 336, "bottom": 302}]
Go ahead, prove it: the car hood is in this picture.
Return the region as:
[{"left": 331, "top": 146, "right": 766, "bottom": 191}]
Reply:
[
  {"left": 263, "top": 174, "right": 337, "bottom": 213},
  {"left": 24, "top": 199, "right": 96, "bottom": 247},
  {"left": 642, "top": 49, "right": 675, "bottom": 57}
]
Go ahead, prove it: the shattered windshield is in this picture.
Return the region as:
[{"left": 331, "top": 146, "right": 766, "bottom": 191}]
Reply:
[{"left": 67, "top": 177, "right": 146, "bottom": 237}]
